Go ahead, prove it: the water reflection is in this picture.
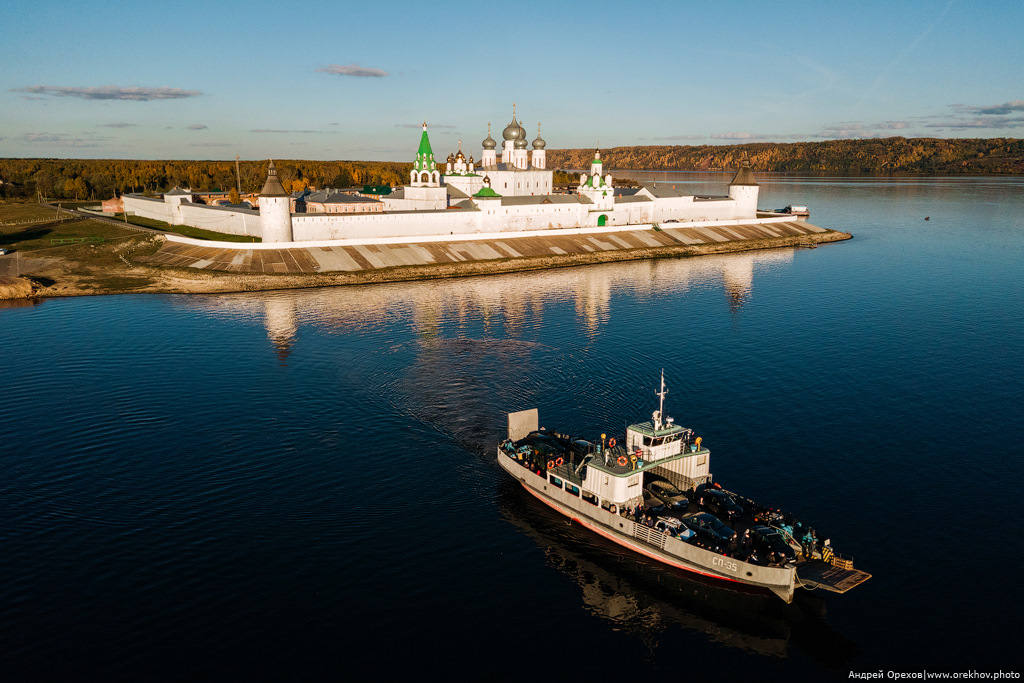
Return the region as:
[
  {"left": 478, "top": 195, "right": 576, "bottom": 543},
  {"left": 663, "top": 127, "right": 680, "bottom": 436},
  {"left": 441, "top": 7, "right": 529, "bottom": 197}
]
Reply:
[
  {"left": 182, "top": 248, "right": 795, "bottom": 358},
  {"left": 263, "top": 296, "right": 297, "bottom": 362},
  {"left": 499, "top": 481, "right": 858, "bottom": 664}
]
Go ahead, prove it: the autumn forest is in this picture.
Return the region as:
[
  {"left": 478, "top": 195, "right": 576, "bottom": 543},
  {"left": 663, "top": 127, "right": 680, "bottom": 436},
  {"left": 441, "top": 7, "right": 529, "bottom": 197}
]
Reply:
[{"left": 0, "top": 137, "right": 1020, "bottom": 201}]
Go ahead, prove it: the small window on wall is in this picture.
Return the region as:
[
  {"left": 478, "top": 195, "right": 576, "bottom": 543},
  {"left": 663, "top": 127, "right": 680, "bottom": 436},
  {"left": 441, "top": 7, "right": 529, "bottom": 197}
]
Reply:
[
  {"left": 549, "top": 475, "right": 563, "bottom": 487},
  {"left": 697, "top": 456, "right": 707, "bottom": 466},
  {"left": 582, "top": 491, "right": 598, "bottom": 506},
  {"left": 566, "top": 484, "right": 580, "bottom": 497}
]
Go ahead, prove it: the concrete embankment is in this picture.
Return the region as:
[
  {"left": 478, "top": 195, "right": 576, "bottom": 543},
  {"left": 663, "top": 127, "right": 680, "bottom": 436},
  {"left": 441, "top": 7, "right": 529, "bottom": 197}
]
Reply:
[
  {"left": 7, "top": 219, "right": 849, "bottom": 297},
  {"left": 140, "top": 220, "right": 848, "bottom": 286}
]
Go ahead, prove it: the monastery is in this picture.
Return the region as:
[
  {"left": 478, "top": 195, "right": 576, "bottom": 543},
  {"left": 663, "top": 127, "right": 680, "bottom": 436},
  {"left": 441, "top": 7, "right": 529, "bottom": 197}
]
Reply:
[{"left": 120, "top": 108, "right": 761, "bottom": 244}]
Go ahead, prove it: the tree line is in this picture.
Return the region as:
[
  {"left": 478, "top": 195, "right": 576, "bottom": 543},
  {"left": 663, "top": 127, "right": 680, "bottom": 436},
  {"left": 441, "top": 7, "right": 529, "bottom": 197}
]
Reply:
[
  {"left": 2, "top": 137, "right": 1020, "bottom": 202},
  {"left": 0, "top": 159, "right": 412, "bottom": 201},
  {"left": 548, "top": 137, "right": 1024, "bottom": 175}
]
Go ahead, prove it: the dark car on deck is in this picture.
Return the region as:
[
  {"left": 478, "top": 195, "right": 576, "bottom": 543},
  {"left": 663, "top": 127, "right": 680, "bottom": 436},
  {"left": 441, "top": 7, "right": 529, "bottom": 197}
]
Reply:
[
  {"left": 747, "top": 525, "right": 797, "bottom": 566},
  {"left": 682, "top": 512, "right": 736, "bottom": 544},
  {"left": 699, "top": 488, "right": 744, "bottom": 522},
  {"left": 644, "top": 479, "right": 689, "bottom": 511}
]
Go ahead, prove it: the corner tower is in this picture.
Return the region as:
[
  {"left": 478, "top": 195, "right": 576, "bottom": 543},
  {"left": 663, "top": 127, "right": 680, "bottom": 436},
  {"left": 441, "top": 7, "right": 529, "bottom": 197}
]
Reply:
[
  {"left": 259, "top": 160, "right": 293, "bottom": 242},
  {"left": 728, "top": 153, "right": 760, "bottom": 219}
]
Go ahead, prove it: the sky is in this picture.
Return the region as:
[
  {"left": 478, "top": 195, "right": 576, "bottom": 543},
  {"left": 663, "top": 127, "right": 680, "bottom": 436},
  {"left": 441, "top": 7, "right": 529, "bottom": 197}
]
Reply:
[{"left": 1, "top": 0, "right": 1022, "bottom": 161}]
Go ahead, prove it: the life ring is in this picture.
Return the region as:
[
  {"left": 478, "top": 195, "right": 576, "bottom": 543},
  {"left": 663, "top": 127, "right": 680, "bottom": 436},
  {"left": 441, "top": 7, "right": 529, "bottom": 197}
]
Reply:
[
  {"left": 547, "top": 460, "right": 555, "bottom": 469},
  {"left": 617, "top": 455, "right": 628, "bottom": 467},
  {"left": 608, "top": 438, "right": 617, "bottom": 448},
  {"left": 555, "top": 457, "right": 564, "bottom": 466}
]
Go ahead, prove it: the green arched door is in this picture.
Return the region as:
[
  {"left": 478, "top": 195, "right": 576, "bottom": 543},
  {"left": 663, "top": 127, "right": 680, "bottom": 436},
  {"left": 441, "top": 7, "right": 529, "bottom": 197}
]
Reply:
[{"left": 597, "top": 214, "right": 607, "bottom": 227}]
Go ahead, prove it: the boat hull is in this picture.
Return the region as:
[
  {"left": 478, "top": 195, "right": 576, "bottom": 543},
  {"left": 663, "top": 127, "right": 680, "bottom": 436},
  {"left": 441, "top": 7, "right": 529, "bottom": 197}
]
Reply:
[{"left": 498, "top": 449, "right": 796, "bottom": 602}]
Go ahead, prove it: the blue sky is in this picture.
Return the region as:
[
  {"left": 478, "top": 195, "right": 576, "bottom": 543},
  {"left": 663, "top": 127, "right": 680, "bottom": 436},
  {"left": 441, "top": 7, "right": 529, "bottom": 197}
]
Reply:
[{"left": 1, "top": 0, "right": 1021, "bottom": 161}]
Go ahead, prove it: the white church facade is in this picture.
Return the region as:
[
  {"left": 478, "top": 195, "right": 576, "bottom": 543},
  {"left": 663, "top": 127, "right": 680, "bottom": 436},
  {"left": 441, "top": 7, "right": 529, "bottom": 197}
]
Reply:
[{"left": 121, "top": 107, "right": 761, "bottom": 244}]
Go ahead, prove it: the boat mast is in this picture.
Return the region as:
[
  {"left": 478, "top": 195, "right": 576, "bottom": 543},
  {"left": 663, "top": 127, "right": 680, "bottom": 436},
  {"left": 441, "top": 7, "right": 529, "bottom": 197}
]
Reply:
[{"left": 654, "top": 368, "right": 668, "bottom": 430}]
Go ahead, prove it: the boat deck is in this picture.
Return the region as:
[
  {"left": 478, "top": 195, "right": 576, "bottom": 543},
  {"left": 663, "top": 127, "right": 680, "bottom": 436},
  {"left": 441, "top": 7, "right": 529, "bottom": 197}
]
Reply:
[{"left": 796, "top": 561, "right": 873, "bottom": 594}]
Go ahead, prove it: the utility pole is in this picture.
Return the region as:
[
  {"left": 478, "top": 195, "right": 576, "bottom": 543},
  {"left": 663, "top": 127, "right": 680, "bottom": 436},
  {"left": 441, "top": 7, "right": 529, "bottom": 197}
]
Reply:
[{"left": 235, "top": 155, "right": 242, "bottom": 196}]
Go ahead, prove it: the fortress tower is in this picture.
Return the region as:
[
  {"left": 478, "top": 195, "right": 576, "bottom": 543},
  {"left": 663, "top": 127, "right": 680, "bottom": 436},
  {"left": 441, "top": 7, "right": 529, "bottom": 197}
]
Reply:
[
  {"left": 259, "top": 160, "right": 293, "bottom": 242},
  {"left": 728, "top": 154, "right": 760, "bottom": 219}
]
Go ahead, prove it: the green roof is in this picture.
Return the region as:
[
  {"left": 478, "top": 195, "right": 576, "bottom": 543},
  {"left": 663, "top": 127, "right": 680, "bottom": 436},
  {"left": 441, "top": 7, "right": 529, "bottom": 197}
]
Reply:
[
  {"left": 473, "top": 186, "right": 501, "bottom": 198},
  {"left": 413, "top": 126, "right": 437, "bottom": 173}
]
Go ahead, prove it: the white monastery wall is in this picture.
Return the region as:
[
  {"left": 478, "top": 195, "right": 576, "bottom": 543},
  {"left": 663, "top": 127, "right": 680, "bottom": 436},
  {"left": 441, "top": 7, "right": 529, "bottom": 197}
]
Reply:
[
  {"left": 292, "top": 210, "right": 479, "bottom": 241},
  {"left": 123, "top": 195, "right": 173, "bottom": 223},
  {"left": 179, "top": 204, "right": 260, "bottom": 237}
]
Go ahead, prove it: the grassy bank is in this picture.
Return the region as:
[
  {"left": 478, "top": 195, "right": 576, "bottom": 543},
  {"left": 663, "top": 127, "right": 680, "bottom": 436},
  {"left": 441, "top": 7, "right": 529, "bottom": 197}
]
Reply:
[{"left": 117, "top": 214, "right": 262, "bottom": 243}]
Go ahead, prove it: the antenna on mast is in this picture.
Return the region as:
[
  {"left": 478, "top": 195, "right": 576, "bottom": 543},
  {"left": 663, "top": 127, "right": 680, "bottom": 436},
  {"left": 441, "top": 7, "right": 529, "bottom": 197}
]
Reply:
[{"left": 653, "top": 369, "right": 668, "bottom": 431}]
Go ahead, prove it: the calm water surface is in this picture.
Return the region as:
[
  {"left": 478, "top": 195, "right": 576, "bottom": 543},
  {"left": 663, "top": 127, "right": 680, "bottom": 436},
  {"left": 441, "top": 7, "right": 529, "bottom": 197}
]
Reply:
[{"left": 2, "top": 176, "right": 1023, "bottom": 679}]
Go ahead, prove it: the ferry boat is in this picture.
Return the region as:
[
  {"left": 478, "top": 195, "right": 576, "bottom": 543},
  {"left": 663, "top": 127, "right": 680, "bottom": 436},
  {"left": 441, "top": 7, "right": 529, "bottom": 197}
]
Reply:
[{"left": 497, "top": 373, "right": 870, "bottom": 603}]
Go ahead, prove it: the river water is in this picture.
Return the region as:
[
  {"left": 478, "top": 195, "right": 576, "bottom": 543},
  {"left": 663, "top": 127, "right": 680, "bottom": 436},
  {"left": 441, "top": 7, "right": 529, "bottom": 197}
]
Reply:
[{"left": 2, "top": 175, "right": 1022, "bottom": 679}]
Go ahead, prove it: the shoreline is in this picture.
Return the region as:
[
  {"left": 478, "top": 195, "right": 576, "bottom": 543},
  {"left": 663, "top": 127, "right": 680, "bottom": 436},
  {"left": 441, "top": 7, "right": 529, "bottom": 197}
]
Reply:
[{"left": 3, "top": 229, "right": 851, "bottom": 299}]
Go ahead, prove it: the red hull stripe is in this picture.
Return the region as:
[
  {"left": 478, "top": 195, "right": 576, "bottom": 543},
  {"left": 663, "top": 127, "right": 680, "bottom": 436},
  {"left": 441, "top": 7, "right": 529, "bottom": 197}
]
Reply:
[{"left": 522, "top": 483, "right": 744, "bottom": 586}]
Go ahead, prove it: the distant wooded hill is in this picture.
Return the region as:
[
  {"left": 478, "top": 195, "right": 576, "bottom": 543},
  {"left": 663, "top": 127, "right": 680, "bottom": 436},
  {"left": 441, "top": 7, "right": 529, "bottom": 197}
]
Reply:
[
  {"left": 548, "top": 137, "right": 1024, "bottom": 175},
  {"left": 1, "top": 137, "right": 1021, "bottom": 201},
  {"left": 0, "top": 158, "right": 410, "bottom": 201}
]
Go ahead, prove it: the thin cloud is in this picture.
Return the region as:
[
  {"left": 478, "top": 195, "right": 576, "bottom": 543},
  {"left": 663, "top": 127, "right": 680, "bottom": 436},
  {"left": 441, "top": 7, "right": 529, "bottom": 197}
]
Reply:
[
  {"left": 964, "top": 100, "right": 1024, "bottom": 116},
  {"left": 653, "top": 134, "right": 706, "bottom": 141},
  {"left": 186, "top": 124, "right": 208, "bottom": 130},
  {"left": 395, "top": 123, "right": 456, "bottom": 129},
  {"left": 316, "top": 64, "right": 388, "bottom": 78},
  {"left": 99, "top": 122, "right": 138, "bottom": 128},
  {"left": 926, "top": 116, "right": 1024, "bottom": 129},
  {"left": 927, "top": 101, "right": 1024, "bottom": 129},
  {"left": 19, "top": 132, "right": 107, "bottom": 147},
  {"left": 812, "top": 124, "right": 884, "bottom": 139},
  {"left": 187, "top": 142, "right": 232, "bottom": 147},
  {"left": 251, "top": 129, "right": 322, "bottom": 134},
  {"left": 809, "top": 120, "right": 912, "bottom": 138},
  {"left": 710, "top": 132, "right": 755, "bottom": 140},
  {"left": 11, "top": 85, "right": 202, "bottom": 101},
  {"left": 873, "top": 121, "right": 909, "bottom": 130}
]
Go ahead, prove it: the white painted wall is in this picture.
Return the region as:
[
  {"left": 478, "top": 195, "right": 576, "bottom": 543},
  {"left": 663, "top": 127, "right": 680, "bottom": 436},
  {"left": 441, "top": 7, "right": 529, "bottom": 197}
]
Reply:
[{"left": 123, "top": 194, "right": 261, "bottom": 237}]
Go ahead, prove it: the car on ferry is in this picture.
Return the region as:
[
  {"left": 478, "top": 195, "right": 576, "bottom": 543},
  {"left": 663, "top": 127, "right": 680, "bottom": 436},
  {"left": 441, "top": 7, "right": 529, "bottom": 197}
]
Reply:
[
  {"left": 748, "top": 525, "right": 797, "bottom": 566},
  {"left": 699, "top": 488, "right": 744, "bottom": 522},
  {"left": 682, "top": 512, "right": 736, "bottom": 544},
  {"left": 523, "top": 431, "right": 566, "bottom": 456},
  {"left": 644, "top": 479, "right": 689, "bottom": 511}
]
